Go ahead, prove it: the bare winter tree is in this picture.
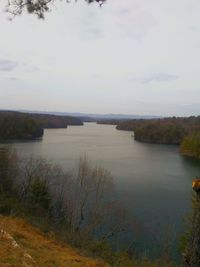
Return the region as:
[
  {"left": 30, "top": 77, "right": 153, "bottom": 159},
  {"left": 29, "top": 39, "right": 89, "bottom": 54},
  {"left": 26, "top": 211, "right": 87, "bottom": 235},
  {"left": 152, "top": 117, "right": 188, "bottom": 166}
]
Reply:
[
  {"left": 5, "top": 0, "right": 106, "bottom": 19},
  {"left": 65, "top": 157, "right": 129, "bottom": 245},
  {"left": 18, "top": 156, "right": 62, "bottom": 203},
  {"left": 11, "top": 154, "right": 128, "bottom": 246},
  {"left": 65, "top": 157, "right": 114, "bottom": 235},
  {"left": 183, "top": 179, "right": 200, "bottom": 267},
  {"left": 0, "top": 148, "right": 18, "bottom": 195}
]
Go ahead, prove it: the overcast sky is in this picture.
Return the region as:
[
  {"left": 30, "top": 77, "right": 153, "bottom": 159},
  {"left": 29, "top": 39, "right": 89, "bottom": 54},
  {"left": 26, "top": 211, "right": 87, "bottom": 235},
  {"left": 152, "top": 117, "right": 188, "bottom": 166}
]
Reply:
[{"left": 0, "top": 0, "right": 200, "bottom": 116}]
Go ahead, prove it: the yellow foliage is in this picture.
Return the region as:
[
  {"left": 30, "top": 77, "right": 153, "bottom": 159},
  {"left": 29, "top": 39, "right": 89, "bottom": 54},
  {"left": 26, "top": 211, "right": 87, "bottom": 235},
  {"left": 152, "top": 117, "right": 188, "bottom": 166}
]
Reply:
[{"left": 192, "top": 179, "right": 200, "bottom": 192}]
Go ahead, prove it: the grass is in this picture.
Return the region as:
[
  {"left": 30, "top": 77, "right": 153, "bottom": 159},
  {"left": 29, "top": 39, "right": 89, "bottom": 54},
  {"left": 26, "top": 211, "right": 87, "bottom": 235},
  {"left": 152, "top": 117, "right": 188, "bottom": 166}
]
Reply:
[{"left": 0, "top": 215, "right": 109, "bottom": 267}]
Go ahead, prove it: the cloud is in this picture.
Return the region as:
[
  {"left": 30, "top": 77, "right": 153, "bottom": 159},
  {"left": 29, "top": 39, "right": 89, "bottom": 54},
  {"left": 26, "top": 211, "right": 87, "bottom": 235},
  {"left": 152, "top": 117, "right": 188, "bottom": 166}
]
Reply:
[
  {"left": 110, "top": 0, "right": 157, "bottom": 40},
  {"left": 0, "top": 59, "right": 18, "bottom": 71},
  {"left": 141, "top": 73, "right": 179, "bottom": 84},
  {"left": 87, "top": 27, "right": 103, "bottom": 38},
  {"left": 23, "top": 64, "right": 40, "bottom": 72},
  {"left": 8, "top": 77, "right": 18, "bottom": 81},
  {"left": 78, "top": 8, "right": 104, "bottom": 40}
]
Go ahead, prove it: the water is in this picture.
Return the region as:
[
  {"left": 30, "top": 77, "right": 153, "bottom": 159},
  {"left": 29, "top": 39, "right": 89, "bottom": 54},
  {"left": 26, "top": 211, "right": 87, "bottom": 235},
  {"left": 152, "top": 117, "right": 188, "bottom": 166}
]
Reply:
[{"left": 2, "top": 123, "right": 200, "bottom": 258}]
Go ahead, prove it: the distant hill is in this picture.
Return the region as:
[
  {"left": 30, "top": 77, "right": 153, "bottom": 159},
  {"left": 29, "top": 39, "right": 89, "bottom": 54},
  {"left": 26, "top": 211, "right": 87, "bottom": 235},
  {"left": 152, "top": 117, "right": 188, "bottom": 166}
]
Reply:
[
  {"left": 0, "top": 111, "right": 83, "bottom": 128},
  {"left": 17, "top": 110, "right": 162, "bottom": 121},
  {"left": 54, "top": 112, "right": 162, "bottom": 120}
]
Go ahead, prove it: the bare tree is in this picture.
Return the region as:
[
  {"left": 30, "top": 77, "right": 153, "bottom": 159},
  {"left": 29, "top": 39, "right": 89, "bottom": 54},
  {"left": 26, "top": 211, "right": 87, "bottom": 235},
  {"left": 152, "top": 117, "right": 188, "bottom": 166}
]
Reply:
[
  {"left": 0, "top": 148, "right": 18, "bottom": 195},
  {"left": 18, "top": 156, "right": 62, "bottom": 203},
  {"left": 66, "top": 157, "right": 112, "bottom": 234},
  {"left": 5, "top": 0, "right": 106, "bottom": 19},
  {"left": 13, "top": 154, "right": 128, "bottom": 247},
  {"left": 59, "top": 156, "right": 127, "bottom": 243}
]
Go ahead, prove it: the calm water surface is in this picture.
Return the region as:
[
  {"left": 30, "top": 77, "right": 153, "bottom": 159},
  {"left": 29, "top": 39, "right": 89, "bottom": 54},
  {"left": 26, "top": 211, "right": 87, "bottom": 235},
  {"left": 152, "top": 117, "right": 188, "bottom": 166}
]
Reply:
[{"left": 4, "top": 123, "right": 200, "bottom": 257}]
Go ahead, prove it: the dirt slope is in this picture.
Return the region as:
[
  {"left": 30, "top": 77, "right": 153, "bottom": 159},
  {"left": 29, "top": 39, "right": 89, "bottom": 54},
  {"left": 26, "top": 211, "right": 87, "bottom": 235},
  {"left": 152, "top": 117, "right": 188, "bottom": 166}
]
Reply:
[{"left": 0, "top": 215, "right": 109, "bottom": 267}]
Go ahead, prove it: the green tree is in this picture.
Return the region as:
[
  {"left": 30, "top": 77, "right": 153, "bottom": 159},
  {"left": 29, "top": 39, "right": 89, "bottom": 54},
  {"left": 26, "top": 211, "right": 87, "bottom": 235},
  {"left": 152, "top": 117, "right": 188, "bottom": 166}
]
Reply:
[{"left": 28, "top": 177, "right": 50, "bottom": 209}]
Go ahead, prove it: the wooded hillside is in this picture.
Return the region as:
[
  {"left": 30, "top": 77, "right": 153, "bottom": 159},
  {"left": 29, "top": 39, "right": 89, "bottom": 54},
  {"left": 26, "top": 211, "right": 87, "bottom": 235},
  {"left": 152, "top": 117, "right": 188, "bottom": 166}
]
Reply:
[
  {"left": 0, "top": 111, "right": 83, "bottom": 141},
  {"left": 116, "top": 117, "right": 200, "bottom": 145}
]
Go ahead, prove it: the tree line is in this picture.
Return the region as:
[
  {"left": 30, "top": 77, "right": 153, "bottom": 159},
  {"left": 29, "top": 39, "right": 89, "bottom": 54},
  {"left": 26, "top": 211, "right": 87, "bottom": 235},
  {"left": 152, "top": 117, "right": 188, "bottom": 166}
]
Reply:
[
  {"left": 0, "top": 111, "right": 83, "bottom": 141},
  {"left": 0, "top": 115, "right": 44, "bottom": 141},
  {"left": 115, "top": 116, "right": 200, "bottom": 161}
]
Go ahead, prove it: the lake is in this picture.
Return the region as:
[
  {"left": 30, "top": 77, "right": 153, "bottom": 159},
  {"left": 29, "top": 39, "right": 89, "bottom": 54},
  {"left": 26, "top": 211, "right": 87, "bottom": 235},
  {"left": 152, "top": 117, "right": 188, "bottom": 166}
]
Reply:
[{"left": 3, "top": 122, "right": 200, "bottom": 258}]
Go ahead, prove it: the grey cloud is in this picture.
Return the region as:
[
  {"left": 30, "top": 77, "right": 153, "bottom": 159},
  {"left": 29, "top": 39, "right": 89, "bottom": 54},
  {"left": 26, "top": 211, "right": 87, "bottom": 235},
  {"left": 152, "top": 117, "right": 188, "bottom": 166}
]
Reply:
[
  {"left": 86, "top": 27, "right": 104, "bottom": 38},
  {"left": 79, "top": 26, "right": 104, "bottom": 40},
  {"left": 119, "top": 8, "right": 131, "bottom": 15},
  {"left": 8, "top": 77, "right": 18, "bottom": 81},
  {"left": 142, "top": 73, "right": 179, "bottom": 84},
  {"left": 0, "top": 59, "right": 18, "bottom": 71}
]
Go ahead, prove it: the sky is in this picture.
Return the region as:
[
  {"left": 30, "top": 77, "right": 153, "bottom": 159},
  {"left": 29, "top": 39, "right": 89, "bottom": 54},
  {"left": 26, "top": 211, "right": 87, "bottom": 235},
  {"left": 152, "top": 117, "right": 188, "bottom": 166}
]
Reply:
[{"left": 0, "top": 0, "right": 200, "bottom": 116}]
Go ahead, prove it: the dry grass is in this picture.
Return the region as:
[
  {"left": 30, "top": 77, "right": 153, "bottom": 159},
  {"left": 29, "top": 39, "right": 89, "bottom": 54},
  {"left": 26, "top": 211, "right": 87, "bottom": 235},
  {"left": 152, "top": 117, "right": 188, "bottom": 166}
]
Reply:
[{"left": 0, "top": 215, "right": 109, "bottom": 267}]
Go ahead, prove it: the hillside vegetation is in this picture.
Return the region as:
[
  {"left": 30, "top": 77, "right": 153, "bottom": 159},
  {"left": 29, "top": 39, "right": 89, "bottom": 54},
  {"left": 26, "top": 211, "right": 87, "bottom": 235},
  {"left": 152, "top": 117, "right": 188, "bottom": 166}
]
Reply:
[
  {"left": 180, "top": 132, "right": 200, "bottom": 160},
  {"left": 0, "top": 111, "right": 83, "bottom": 141},
  {"left": 29, "top": 113, "right": 83, "bottom": 128},
  {"left": 0, "top": 215, "right": 181, "bottom": 267},
  {"left": 117, "top": 117, "right": 200, "bottom": 143},
  {"left": 0, "top": 215, "right": 108, "bottom": 267},
  {"left": 134, "top": 121, "right": 186, "bottom": 145},
  {"left": 116, "top": 119, "right": 148, "bottom": 131},
  {"left": 0, "top": 116, "right": 44, "bottom": 141},
  {"left": 0, "top": 111, "right": 83, "bottom": 128},
  {"left": 97, "top": 119, "right": 125, "bottom": 125},
  {"left": 116, "top": 116, "right": 200, "bottom": 160}
]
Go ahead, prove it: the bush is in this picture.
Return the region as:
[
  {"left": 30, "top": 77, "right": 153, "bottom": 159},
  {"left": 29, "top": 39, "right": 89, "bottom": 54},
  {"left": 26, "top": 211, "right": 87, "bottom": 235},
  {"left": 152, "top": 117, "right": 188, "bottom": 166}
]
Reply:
[
  {"left": 180, "top": 132, "right": 200, "bottom": 160},
  {"left": 28, "top": 177, "right": 50, "bottom": 209}
]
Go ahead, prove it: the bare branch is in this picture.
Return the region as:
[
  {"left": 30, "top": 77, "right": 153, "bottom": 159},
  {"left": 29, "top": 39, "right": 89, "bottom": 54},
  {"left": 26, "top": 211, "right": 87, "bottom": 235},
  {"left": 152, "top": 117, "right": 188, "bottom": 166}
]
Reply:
[{"left": 5, "top": 0, "right": 106, "bottom": 19}]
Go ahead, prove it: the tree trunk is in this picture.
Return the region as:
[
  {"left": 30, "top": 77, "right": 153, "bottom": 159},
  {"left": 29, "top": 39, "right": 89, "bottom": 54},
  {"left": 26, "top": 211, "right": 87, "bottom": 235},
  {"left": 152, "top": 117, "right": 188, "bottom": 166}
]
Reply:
[{"left": 184, "top": 182, "right": 200, "bottom": 266}]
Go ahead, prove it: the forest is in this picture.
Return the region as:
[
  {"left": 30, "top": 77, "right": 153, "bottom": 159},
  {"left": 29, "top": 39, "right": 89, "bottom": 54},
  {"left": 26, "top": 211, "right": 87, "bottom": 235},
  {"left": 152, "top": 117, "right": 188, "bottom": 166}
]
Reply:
[
  {"left": 115, "top": 116, "right": 200, "bottom": 160},
  {"left": 0, "top": 111, "right": 83, "bottom": 141},
  {"left": 0, "top": 115, "right": 44, "bottom": 141},
  {"left": 116, "top": 119, "right": 150, "bottom": 131},
  {"left": 97, "top": 119, "right": 125, "bottom": 125}
]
